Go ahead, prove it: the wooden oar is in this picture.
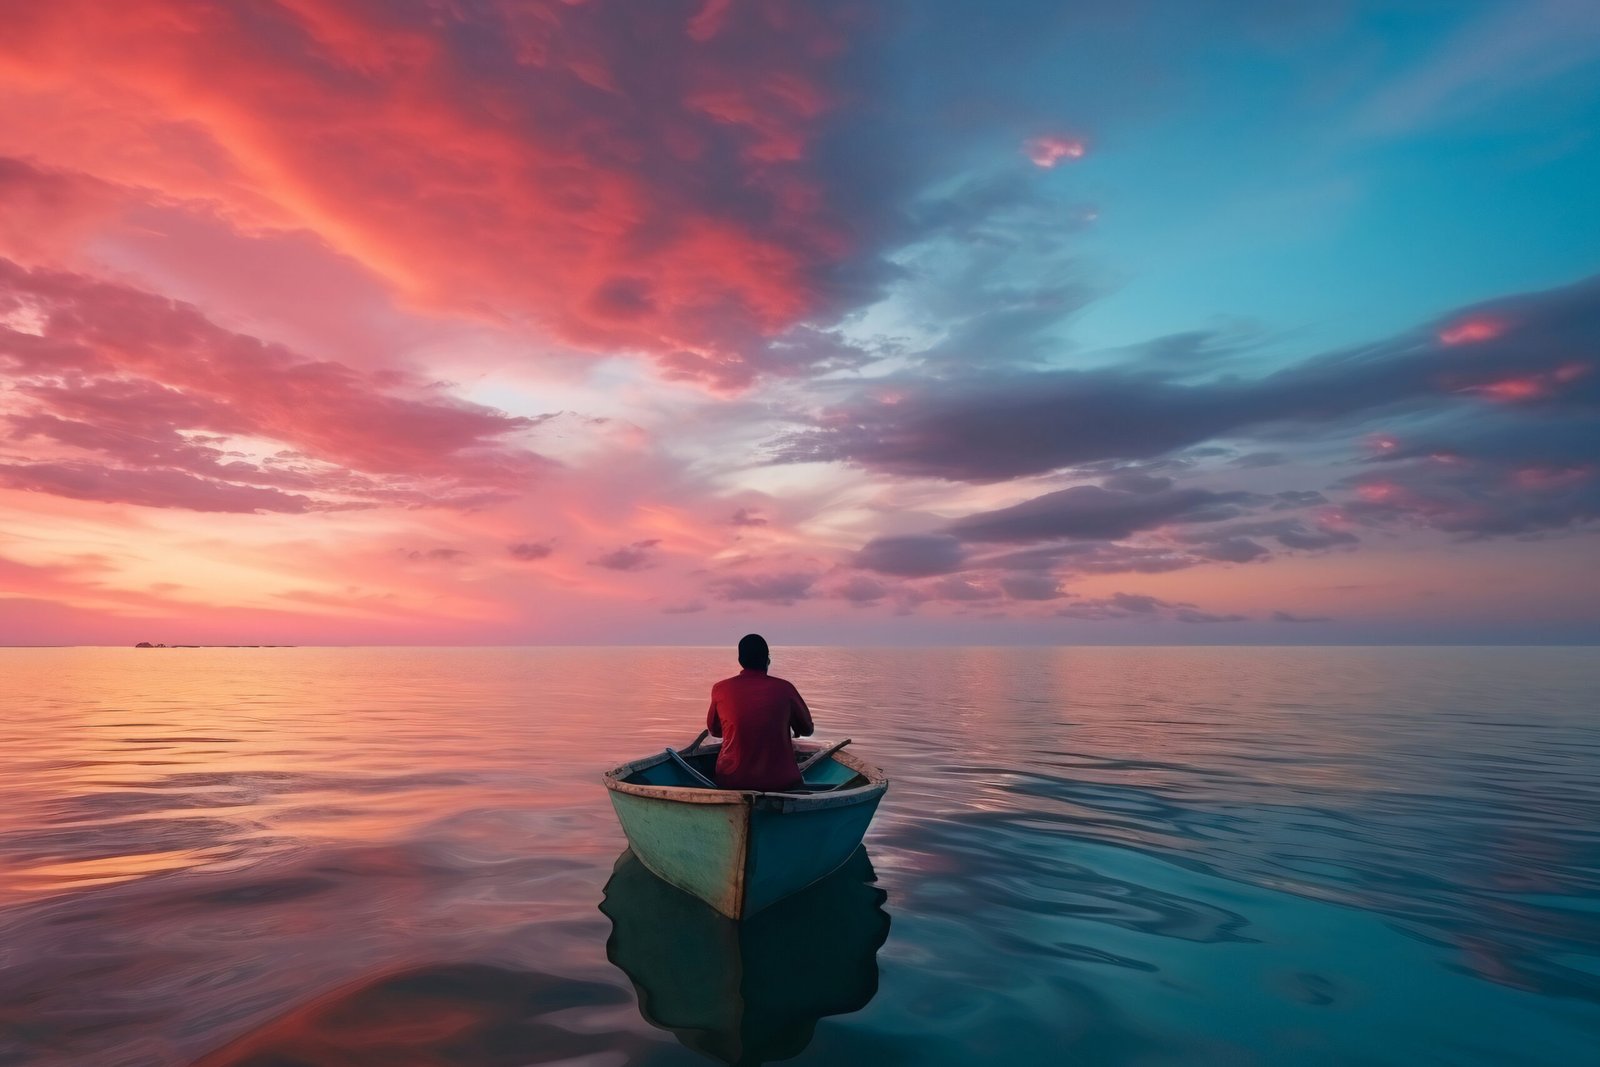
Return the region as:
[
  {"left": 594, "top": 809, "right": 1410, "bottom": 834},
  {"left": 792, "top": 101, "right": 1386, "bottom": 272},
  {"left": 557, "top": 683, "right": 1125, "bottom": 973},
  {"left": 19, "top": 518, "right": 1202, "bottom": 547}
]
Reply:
[
  {"left": 797, "top": 737, "right": 851, "bottom": 775},
  {"left": 682, "top": 728, "right": 710, "bottom": 755}
]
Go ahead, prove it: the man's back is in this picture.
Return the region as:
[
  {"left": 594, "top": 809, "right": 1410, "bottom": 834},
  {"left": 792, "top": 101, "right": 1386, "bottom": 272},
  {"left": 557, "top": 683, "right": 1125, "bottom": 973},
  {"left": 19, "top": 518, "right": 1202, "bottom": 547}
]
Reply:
[{"left": 707, "top": 668, "right": 814, "bottom": 791}]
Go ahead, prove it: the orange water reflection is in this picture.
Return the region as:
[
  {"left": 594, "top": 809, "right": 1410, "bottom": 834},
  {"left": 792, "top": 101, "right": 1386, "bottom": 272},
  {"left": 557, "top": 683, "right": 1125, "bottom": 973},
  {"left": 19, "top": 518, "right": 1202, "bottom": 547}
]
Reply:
[{"left": 1, "top": 645, "right": 1587, "bottom": 904}]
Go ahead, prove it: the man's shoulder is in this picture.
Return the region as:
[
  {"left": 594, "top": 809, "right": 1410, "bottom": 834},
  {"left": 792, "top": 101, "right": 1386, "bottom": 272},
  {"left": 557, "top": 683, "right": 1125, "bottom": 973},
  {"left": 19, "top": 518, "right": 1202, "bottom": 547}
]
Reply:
[{"left": 713, "top": 672, "right": 798, "bottom": 694}]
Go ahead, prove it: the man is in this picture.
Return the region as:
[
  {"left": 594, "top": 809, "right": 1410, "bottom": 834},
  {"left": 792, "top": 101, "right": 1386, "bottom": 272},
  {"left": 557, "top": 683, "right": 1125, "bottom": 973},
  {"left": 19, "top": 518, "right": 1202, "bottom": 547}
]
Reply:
[{"left": 706, "top": 633, "right": 815, "bottom": 791}]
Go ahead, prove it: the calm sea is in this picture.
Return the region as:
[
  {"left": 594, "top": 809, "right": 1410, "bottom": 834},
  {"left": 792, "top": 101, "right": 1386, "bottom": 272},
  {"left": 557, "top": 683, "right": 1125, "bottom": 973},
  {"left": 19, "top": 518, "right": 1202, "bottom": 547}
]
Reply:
[{"left": 1, "top": 646, "right": 1597, "bottom": 1066}]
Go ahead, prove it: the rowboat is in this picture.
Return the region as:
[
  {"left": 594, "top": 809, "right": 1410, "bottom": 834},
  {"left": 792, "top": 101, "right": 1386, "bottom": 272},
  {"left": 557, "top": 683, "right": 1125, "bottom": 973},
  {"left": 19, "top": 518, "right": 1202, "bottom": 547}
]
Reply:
[
  {"left": 601, "top": 846, "right": 889, "bottom": 1064},
  {"left": 602, "top": 735, "right": 888, "bottom": 919}
]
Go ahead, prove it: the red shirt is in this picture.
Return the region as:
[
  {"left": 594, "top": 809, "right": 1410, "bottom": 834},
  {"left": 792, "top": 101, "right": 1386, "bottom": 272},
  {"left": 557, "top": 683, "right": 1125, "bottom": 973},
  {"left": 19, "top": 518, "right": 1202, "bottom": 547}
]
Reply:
[{"left": 706, "top": 668, "right": 815, "bottom": 791}]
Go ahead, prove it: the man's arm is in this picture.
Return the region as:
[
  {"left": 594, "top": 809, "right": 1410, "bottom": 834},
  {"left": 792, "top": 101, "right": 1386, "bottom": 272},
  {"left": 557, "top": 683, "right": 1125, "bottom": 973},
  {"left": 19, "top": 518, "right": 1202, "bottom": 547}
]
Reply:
[
  {"left": 707, "top": 691, "right": 723, "bottom": 737},
  {"left": 789, "top": 683, "right": 815, "bottom": 738}
]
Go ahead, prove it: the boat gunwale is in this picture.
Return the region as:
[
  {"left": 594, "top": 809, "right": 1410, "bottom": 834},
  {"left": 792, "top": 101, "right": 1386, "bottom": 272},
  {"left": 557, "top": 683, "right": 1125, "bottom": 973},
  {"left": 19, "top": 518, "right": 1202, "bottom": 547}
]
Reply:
[{"left": 602, "top": 741, "right": 888, "bottom": 813}]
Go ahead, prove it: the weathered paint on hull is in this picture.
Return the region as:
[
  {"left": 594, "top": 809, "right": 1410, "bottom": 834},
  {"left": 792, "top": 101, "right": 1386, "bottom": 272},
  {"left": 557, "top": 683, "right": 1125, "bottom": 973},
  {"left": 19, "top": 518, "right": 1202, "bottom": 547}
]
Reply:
[
  {"left": 604, "top": 743, "right": 888, "bottom": 919},
  {"left": 606, "top": 789, "right": 750, "bottom": 918}
]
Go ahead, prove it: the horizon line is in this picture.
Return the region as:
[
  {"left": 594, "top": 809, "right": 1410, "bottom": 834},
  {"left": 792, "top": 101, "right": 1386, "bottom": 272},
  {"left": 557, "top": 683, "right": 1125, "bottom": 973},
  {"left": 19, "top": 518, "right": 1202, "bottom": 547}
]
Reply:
[{"left": 2, "top": 642, "right": 1596, "bottom": 650}]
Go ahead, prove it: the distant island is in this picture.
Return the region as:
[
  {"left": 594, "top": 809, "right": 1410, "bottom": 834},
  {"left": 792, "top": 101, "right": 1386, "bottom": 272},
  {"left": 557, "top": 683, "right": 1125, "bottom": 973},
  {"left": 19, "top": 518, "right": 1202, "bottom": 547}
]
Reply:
[{"left": 133, "top": 642, "right": 295, "bottom": 648}]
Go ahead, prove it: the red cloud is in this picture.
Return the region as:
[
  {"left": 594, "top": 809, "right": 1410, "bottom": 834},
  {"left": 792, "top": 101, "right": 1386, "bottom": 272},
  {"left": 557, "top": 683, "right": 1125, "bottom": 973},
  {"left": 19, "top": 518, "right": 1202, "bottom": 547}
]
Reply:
[
  {"left": 0, "top": 158, "right": 122, "bottom": 264},
  {"left": 1462, "top": 361, "right": 1590, "bottom": 403},
  {"left": 0, "top": 462, "right": 316, "bottom": 514},
  {"left": 1024, "top": 135, "right": 1086, "bottom": 168},
  {"left": 1474, "top": 377, "right": 1548, "bottom": 402},
  {"left": 0, "top": 258, "right": 545, "bottom": 512},
  {"left": 0, "top": 0, "right": 875, "bottom": 388},
  {"left": 1438, "top": 316, "right": 1507, "bottom": 345},
  {"left": 1513, "top": 465, "right": 1595, "bottom": 491},
  {"left": 1355, "top": 481, "right": 1405, "bottom": 504}
]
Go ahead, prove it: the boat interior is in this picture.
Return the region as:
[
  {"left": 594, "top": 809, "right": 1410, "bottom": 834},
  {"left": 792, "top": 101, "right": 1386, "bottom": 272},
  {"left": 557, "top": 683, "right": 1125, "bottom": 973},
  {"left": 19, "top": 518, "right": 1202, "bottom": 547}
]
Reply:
[{"left": 623, "top": 744, "right": 868, "bottom": 794}]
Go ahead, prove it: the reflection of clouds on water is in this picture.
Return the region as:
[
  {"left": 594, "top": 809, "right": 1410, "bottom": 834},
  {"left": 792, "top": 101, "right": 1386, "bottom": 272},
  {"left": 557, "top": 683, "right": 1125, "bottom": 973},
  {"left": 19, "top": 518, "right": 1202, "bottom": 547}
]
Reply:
[
  {"left": 1, "top": 646, "right": 1597, "bottom": 1065},
  {"left": 0, "top": 841, "right": 617, "bottom": 1066},
  {"left": 190, "top": 963, "right": 651, "bottom": 1067},
  {"left": 601, "top": 847, "right": 889, "bottom": 1066}
]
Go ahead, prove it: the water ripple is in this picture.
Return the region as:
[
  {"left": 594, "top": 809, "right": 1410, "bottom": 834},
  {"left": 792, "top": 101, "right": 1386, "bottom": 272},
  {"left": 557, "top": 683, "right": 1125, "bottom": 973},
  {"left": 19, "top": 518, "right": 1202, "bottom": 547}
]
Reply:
[{"left": 0, "top": 645, "right": 1596, "bottom": 1066}]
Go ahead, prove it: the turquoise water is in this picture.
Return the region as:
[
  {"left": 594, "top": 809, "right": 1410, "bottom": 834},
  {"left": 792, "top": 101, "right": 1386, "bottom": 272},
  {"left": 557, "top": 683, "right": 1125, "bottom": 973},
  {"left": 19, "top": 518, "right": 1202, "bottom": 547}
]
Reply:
[{"left": 1, "top": 646, "right": 1596, "bottom": 1065}]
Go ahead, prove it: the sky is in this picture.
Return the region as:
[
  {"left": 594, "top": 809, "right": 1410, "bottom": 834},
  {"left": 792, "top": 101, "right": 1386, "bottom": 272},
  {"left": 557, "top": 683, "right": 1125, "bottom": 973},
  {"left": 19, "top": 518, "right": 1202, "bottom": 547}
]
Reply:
[{"left": 1, "top": 0, "right": 1597, "bottom": 646}]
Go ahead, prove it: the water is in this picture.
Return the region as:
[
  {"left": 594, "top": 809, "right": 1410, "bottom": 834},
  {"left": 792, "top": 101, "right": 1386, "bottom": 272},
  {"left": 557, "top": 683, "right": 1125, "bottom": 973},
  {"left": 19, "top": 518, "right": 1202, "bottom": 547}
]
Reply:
[{"left": 1, "top": 646, "right": 1597, "bottom": 1066}]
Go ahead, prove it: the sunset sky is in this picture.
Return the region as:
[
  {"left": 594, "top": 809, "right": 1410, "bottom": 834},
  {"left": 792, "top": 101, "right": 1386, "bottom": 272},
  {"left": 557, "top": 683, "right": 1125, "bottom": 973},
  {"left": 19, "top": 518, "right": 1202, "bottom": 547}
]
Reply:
[{"left": 1, "top": 0, "right": 1597, "bottom": 645}]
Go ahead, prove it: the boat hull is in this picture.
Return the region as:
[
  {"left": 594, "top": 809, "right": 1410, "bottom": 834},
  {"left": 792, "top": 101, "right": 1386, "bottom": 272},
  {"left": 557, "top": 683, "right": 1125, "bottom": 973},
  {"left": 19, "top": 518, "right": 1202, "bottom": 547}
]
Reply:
[{"left": 604, "top": 743, "right": 887, "bottom": 919}]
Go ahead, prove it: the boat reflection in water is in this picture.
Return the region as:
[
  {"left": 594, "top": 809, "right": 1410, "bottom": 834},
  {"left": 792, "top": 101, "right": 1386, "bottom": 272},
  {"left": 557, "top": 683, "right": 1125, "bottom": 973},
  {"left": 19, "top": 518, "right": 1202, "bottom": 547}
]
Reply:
[{"left": 601, "top": 846, "right": 890, "bottom": 1066}]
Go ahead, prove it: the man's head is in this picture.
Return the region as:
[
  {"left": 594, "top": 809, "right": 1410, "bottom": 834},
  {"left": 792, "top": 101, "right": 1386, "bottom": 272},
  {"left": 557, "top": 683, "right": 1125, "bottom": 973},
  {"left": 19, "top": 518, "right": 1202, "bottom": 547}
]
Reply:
[{"left": 737, "top": 633, "right": 770, "bottom": 671}]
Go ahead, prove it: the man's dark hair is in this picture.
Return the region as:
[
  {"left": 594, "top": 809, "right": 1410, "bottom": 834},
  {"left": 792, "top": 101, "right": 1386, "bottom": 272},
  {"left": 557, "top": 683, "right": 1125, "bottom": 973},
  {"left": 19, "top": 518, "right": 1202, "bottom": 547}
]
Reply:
[{"left": 737, "top": 633, "right": 770, "bottom": 670}]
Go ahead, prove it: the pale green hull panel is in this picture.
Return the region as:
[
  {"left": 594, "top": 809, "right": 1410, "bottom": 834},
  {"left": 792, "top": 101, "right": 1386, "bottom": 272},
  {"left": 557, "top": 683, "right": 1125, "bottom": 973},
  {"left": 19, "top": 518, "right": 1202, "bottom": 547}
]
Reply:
[{"left": 607, "top": 790, "right": 748, "bottom": 918}]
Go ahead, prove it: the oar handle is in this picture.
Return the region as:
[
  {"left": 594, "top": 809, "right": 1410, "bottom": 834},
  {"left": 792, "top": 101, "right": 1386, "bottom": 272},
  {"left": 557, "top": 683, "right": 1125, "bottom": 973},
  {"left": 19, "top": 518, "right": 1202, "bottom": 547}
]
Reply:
[
  {"left": 797, "top": 738, "right": 851, "bottom": 775},
  {"left": 683, "top": 728, "right": 710, "bottom": 755}
]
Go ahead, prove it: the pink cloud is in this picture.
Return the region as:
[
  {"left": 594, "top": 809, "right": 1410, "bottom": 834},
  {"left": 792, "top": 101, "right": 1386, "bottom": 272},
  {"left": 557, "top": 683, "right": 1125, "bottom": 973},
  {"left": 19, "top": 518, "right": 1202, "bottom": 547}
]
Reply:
[
  {"left": 1461, "top": 361, "right": 1590, "bottom": 403},
  {"left": 590, "top": 539, "right": 662, "bottom": 571},
  {"left": 707, "top": 569, "right": 818, "bottom": 604},
  {"left": 0, "top": 0, "right": 874, "bottom": 388},
  {"left": 0, "top": 463, "right": 316, "bottom": 514},
  {"left": 1024, "top": 134, "right": 1086, "bottom": 168},
  {"left": 1438, "top": 315, "right": 1508, "bottom": 345},
  {"left": 0, "top": 158, "right": 122, "bottom": 265},
  {"left": 0, "top": 258, "right": 546, "bottom": 512},
  {"left": 687, "top": 0, "right": 736, "bottom": 42},
  {"left": 1513, "top": 465, "right": 1595, "bottom": 491},
  {"left": 1355, "top": 482, "right": 1405, "bottom": 504},
  {"left": 1369, "top": 433, "right": 1400, "bottom": 454}
]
